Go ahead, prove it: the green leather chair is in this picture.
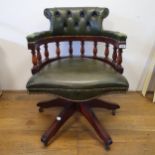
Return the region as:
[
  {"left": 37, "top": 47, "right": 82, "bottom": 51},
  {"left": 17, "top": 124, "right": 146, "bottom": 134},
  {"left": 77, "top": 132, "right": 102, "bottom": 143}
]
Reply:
[{"left": 26, "top": 7, "right": 128, "bottom": 150}]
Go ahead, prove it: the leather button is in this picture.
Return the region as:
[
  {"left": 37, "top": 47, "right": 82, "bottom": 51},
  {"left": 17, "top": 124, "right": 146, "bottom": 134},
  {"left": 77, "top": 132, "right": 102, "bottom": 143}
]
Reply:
[
  {"left": 67, "top": 10, "right": 72, "bottom": 17},
  {"left": 74, "top": 21, "right": 79, "bottom": 27},
  {"left": 64, "top": 22, "right": 67, "bottom": 27},
  {"left": 86, "top": 21, "right": 90, "bottom": 26},
  {"left": 54, "top": 11, "right": 61, "bottom": 17},
  {"left": 86, "top": 21, "right": 91, "bottom": 30},
  {"left": 80, "top": 11, "right": 85, "bottom": 17},
  {"left": 92, "top": 11, "right": 98, "bottom": 16}
]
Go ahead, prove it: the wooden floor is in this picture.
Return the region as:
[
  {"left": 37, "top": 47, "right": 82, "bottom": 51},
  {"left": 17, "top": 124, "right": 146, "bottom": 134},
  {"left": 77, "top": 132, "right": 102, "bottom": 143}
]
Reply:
[{"left": 0, "top": 92, "right": 155, "bottom": 155}]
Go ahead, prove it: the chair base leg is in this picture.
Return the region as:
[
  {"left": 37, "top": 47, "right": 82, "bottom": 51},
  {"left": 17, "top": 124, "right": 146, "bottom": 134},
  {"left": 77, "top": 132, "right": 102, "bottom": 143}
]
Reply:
[
  {"left": 38, "top": 98, "right": 120, "bottom": 149},
  {"left": 88, "top": 99, "right": 120, "bottom": 115},
  {"left": 41, "top": 103, "right": 76, "bottom": 146},
  {"left": 37, "top": 98, "right": 69, "bottom": 112}
]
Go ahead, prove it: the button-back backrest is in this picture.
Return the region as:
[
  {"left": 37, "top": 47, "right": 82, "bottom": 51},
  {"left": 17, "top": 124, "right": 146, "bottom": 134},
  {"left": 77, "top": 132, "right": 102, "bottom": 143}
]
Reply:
[{"left": 44, "top": 7, "right": 109, "bottom": 35}]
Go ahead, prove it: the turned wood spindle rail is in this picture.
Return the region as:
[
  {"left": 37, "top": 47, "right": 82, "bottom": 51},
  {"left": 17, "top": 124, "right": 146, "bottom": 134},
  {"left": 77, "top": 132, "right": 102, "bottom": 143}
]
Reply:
[
  {"left": 56, "top": 42, "right": 60, "bottom": 58},
  {"left": 44, "top": 43, "right": 49, "bottom": 60},
  {"left": 80, "top": 41, "right": 85, "bottom": 57},
  {"left": 28, "top": 36, "right": 126, "bottom": 74},
  {"left": 104, "top": 43, "right": 109, "bottom": 59},
  {"left": 31, "top": 48, "right": 37, "bottom": 67},
  {"left": 112, "top": 47, "right": 117, "bottom": 63},
  {"left": 37, "top": 46, "right": 42, "bottom": 64},
  {"left": 93, "top": 41, "right": 97, "bottom": 58},
  {"left": 69, "top": 41, "right": 73, "bottom": 57},
  {"left": 117, "top": 48, "right": 123, "bottom": 66}
]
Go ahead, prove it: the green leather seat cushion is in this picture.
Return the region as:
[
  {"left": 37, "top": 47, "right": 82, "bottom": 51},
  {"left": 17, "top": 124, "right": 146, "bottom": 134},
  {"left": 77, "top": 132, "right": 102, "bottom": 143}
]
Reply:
[{"left": 27, "top": 58, "right": 129, "bottom": 100}]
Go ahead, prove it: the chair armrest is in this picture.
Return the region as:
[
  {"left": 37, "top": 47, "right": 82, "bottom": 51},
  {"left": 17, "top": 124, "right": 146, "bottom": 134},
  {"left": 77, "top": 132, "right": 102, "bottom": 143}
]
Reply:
[
  {"left": 101, "top": 30, "right": 127, "bottom": 42},
  {"left": 26, "top": 30, "right": 127, "bottom": 43},
  {"left": 26, "top": 31, "right": 53, "bottom": 43}
]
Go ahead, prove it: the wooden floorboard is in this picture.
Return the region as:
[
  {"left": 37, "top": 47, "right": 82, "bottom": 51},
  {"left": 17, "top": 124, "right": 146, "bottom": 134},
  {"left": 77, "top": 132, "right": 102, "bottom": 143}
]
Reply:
[{"left": 0, "top": 91, "right": 155, "bottom": 155}]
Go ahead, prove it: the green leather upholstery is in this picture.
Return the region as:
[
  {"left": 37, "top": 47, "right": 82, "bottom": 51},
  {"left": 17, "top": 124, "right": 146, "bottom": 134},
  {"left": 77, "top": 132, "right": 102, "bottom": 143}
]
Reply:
[
  {"left": 27, "top": 58, "right": 129, "bottom": 100},
  {"left": 101, "top": 30, "right": 127, "bottom": 41},
  {"left": 26, "top": 7, "right": 127, "bottom": 43},
  {"left": 44, "top": 7, "right": 109, "bottom": 36},
  {"left": 27, "top": 31, "right": 53, "bottom": 42}
]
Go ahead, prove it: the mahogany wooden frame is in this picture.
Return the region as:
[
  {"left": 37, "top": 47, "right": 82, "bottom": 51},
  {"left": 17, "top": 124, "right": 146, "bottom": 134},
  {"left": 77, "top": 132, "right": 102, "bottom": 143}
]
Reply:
[
  {"left": 28, "top": 36, "right": 126, "bottom": 75},
  {"left": 37, "top": 98, "right": 120, "bottom": 150},
  {"left": 27, "top": 35, "right": 126, "bottom": 150}
]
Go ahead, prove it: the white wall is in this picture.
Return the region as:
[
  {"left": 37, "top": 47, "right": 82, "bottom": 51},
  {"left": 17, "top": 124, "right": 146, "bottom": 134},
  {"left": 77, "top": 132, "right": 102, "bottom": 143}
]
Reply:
[{"left": 0, "top": 0, "right": 155, "bottom": 90}]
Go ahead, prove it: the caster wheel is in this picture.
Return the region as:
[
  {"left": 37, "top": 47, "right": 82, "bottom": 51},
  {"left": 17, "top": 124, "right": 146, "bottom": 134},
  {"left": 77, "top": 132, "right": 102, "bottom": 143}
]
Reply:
[
  {"left": 104, "top": 139, "right": 112, "bottom": 150},
  {"left": 39, "top": 107, "right": 44, "bottom": 112},
  {"left": 43, "top": 142, "right": 48, "bottom": 146},
  {"left": 104, "top": 144, "right": 110, "bottom": 150},
  {"left": 112, "top": 110, "right": 116, "bottom": 115},
  {"left": 41, "top": 135, "right": 48, "bottom": 146}
]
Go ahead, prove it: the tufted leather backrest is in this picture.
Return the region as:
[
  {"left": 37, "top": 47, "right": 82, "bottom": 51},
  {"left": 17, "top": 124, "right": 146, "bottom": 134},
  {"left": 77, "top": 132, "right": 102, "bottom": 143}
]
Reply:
[{"left": 44, "top": 7, "right": 109, "bottom": 35}]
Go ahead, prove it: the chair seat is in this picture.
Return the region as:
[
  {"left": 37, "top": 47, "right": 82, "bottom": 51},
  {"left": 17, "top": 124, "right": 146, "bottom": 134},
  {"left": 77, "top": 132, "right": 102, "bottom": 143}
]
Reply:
[{"left": 27, "top": 57, "right": 129, "bottom": 100}]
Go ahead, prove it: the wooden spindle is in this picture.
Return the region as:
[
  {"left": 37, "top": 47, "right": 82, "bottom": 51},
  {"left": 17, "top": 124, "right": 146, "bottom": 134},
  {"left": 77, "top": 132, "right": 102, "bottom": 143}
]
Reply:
[
  {"left": 69, "top": 41, "right": 73, "bottom": 56},
  {"left": 31, "top": 48, "right": 37, "bottom": 66},
  {"left": 117, "top": 48, "right": 123, "bottom": 66},
  {"left": 37, "top": 46, "right": 42, "bottom": 64},
  {"left": 80, "top": 41, "right": 85, "bottom": 57},
  {"left": 104, "top": 43, "right": 109, "bottom": 59},
  {"left": 93, "top": 41, "right": 97, "bottom": 58},
  {"left": 112, "top": 46, "right": 117, "bottom": 63},
  {"left": 44, "top": 43, "right": 49, "bottom": 60},
  {"left": 56, "top": 42, "right": 60, "bottom": 57}
]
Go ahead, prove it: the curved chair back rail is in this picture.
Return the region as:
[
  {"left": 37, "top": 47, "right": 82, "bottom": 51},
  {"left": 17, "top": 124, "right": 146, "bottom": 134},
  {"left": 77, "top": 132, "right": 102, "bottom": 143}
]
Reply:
[{"left": 28, "top": 36, "right": 125, "bottom": 74}]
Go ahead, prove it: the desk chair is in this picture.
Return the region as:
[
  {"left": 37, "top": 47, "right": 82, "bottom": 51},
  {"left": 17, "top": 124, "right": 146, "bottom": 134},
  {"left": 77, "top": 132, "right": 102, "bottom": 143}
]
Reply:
[{"left": 26, "top": 7, "right": 129, "bottom": 150}]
